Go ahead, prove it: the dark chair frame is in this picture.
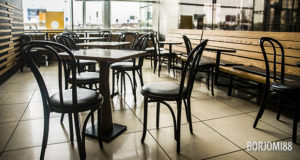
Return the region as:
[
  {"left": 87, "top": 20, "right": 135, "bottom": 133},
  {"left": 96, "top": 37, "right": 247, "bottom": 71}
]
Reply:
[
  {"left": 111, "top": 34, "right": 149, "bottom": 102},
  {"left": 253, "top": 37, "right": 299, "bottom": 143},
  {"left": 22, "top": 40, "right": 103, "bottom": 159},
  {"left": 98, "top": 30, "right": 112, "bottom": 42},
  {"left": 141, "top": 40, "right": 208, "bottom": 153},
  {"left": 182, "top": 35, "right": 216, "bottom": 96}
]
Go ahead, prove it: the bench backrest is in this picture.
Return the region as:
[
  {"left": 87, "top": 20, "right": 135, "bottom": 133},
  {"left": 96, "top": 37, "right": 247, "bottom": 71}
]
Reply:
[{"left": 165, "top": 29, "right": 300, "bottom": 76}]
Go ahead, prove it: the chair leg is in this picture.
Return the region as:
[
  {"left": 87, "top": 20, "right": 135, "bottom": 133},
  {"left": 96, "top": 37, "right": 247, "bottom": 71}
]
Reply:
[
  {"left": 253, "top": 90, "right": 270, "bottom": 128},
  {"left": 73, "top": 113, "right": 85, "bottom": 159},
  {"left": 176, "top": 100, "right": 182, "bottom": 153},
  {"left": 206, "top": 69, "right": 210, "bottom": 90},
  {"left": 141, "top": 97, "right": 148, "bottom": 143},
  {"left": 68, "top": 113, "right": 74, "bottom": 142},
  {"left": 227, "top": 74, "right": 233, "bottom": 96},
  {"left": 293, "top": 102, "right": 299, "bottom": 143},
  {"left": 60, "top": 113, "right": 65, "bottom": 123},
  {"left": 156, "top": 102, "right": 160, "bottom": 129},
  {"left": 276, "top": 96, "right": 283, "bottom": 120},
  {"left": 184, "top": 99, "right": 193, "bottom": 134},
  {"left": 40, "top": 113, "right": 50, "bottom": 160},
  {"left": 138, "top": 69, "right": 144, "bottom": 86},
  {"left": 132, "top": 70, "right": 137, "bottom": 103},
  {"left": 211, "top": 67, "right": 214, "bottom": 96}
]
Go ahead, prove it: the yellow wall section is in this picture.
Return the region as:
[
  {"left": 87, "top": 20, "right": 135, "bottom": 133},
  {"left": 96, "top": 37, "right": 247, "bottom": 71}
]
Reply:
[{"left": 45, "top": 11, "right": 64, "bottom": 29}]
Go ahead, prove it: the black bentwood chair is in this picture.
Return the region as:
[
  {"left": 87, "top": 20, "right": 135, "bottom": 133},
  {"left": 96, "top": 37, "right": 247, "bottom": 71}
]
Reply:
[
  {"left": 182, "top": 35, "right": 216, "bottom": 96},
  {"left": 141, "top": 40, "right": 208, "bottom": 153},
  {"left": 117, "top": 32, "right": 140, "bottom": 50},
  {"left": 253, "top": 37, "right": 300, "bottom": 143},
  {"left": 22, "top": 41, "right": 103, "bottom": 160},
  {"left": 99, "top": 31, "right": 112, "bottom": 42},
  {"left": 58, "top": 34, "right": 97, "bottom": 72},
  {"left": 110, "top": 34, "right": 149, "bottom": 102}
]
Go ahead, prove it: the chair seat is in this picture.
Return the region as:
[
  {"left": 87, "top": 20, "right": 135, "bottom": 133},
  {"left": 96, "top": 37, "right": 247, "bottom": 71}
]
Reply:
[
  {"left": 79, "top": 60, "right": 97, "bottom": 65},
  {"left": 110, "top": 62, "right": 135, "bottom": 70},
  {"left": 198, "top": 61, "right": 216, "bottom": 67},
  {"left": 142, "top": 82, "right": 186, "bottom": 98},
  {"left": 70, "top": 72, "right": 99, "bottom": 82},
  {"left": 50, "top": 88, "right": 102, "bottom": 112},
  {"left": 271, "top": 80, "right": 300, "bottom": 94}
]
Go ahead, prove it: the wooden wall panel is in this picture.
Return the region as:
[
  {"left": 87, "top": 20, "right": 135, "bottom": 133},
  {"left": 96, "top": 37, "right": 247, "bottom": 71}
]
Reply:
[
  {"left": 0, "top": 0, "right": 24, "bottom": 78},
  {"left": 166, "top": 29, "right": 300, "bottom": 77}
]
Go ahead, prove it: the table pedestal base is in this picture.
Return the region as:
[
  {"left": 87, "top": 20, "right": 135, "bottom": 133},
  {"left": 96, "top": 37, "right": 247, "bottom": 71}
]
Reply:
[{"left": 85, "top": 123, "right": 127, "bottom": 142}]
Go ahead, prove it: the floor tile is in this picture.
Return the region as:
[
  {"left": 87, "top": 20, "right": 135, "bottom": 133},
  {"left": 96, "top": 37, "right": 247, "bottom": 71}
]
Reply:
[
  {"left": 0, "top": 122, "right": 18, "bottom": 152},
  {"left": 0, "top": 132, "right": 169, "bottom": 160},
  {"left": 0, "top": 103, "right": 28, "bottom": 123},
  {"left": 150, "top": 122, "right": 240, "bottom": 159},
  {"left": 0, "top": 82, "right": 37, "bottom": 92},
  {"left": 248, "top": 110, "right": 300, "bottom": 136},
  {"left": 22, "top": 102, "right": 61, "bottom": 120},
  {"left": 190, "top": 99, "right": 242, "bottom": 121},
  {"left": 5, "top": 117, "right": 72, "bottom": 151},
  {"left": 207, "top": 150, "right": 255, "bottom": 160},
  {"left": 133, "top": 103, "right": 199, "bottom": 130},
  {"left": 0, "top": 91, "right": 34, "bottom": 105},
  {"left": 216, "top": 96, "right": 259, "bottom": 113},
  {"left": 205, "top": 114, "right": 291, "bottom": 149}
]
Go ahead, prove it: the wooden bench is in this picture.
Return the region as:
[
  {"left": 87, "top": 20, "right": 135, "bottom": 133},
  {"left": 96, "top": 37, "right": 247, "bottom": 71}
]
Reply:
[{"left": 164, "top": 29, "right": 300, "bottom": 93}]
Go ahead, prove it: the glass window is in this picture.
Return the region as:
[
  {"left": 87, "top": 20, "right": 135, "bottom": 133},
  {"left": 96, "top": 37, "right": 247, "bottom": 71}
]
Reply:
[
  {"left": 85, "top": 1, "right": 104, "bottom": 29},
  {"left": 22, "top": 0, "right": 71, "bottom": 29},
  {"left": 111, "top": 1, "right": 141, "bottom": 29}
]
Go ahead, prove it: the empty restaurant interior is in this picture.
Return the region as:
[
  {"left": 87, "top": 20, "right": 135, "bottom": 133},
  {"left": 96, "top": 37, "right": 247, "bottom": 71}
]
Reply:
[{"left": 1, "top": 0, "right": 300, "bottom": 160}]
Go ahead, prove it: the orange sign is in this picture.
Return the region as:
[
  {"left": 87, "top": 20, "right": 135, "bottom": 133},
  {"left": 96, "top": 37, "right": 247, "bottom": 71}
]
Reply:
[{"left": 45, "top": 12, "right": 64, "bottom": 29}]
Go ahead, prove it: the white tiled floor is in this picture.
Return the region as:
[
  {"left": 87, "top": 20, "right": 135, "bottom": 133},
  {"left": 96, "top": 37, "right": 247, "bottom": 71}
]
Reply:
[{"left": 0, "top": 60, "right": 299, "bottom": 160}]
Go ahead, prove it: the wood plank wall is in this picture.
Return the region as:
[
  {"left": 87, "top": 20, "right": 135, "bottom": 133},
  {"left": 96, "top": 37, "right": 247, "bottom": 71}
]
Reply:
[
  {"left": 0, "top": 1, "right": 24, "bottom": 77},
  {"left": 165, "top": 29, "right": 300, "bottom": 76}
]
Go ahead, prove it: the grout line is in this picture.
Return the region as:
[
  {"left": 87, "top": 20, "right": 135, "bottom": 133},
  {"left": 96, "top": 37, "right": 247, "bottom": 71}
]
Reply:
[{"left": 1, "top": 90, "right": 36, "bottom": 154}]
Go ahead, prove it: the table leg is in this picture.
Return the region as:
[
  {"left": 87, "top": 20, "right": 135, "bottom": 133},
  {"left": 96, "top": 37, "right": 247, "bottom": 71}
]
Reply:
[{"left": 85, "top": 61, "right": 127, "bottom": 142}]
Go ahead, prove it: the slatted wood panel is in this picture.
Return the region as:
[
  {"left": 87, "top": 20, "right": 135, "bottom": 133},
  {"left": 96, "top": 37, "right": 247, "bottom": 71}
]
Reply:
[
  {"left": 165, "top": 29, "right": 300, "bottom": 77},
  {"left": 0, "top": 1, "right": 24, "bottom": 77}
]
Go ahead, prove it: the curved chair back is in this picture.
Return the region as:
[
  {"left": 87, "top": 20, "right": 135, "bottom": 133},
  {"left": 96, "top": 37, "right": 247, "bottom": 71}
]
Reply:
[
  {"left": 131, "top": 34, "right": 149, "bottom": 68},
  {"left": 183, "top": 35, "right": 192, "bottom": 55},
  {"left": 148, "top": 32, "right": 161, "bottom": 57},
  {"left": 22, "top": 40, "right": 78, "bottom": 113},
  {"left": 259, "top": 37, "right": 285, "bottom": 86},
  {"left": 117, "top": 32, "right": 140, "bottom": 49},
  {"left": 55, "top": 35, "right": 78, "bottom": 50},
  {"left": 179, "top": 39, "right": 208, "bottom": 99},
  {"left": 99, "top": 31, "right": 112, "bottom": 42},
  {"left": 63, "top": 32, "right": 80, "bottom": 43}
]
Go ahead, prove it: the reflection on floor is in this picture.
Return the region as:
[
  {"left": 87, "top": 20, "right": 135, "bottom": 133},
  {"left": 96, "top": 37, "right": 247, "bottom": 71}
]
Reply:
[{"left": 0, "top": 60, "right": 299, "bottom": 160}]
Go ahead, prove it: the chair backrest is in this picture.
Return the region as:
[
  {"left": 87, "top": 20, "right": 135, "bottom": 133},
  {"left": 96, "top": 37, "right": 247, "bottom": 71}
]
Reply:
[
  {"left": 117, "top": 32, "right": 140, "bottom": 49},
  {"left": 179, "top": 39, "right": 208, "bottom": 99},
  {"left": 63, "top": 32, "right": 79, "bottom": 43},
  {"left": 148, "top": 32, "right": 162, "bottom": 58},
  {"left": 54, "top": 35, "right": 78, "bottom": 51},
  {"left": 22, "top": 40, "right": 78, "bottom": 113},
  {"left": 259, "top": 37, "right": 285, "bottom": 86},
  {"left": 131, "top": 34, "right": 149, "bottom": 68},
  {"left": 99, "top": 31, "right": 112, "bottom": 42},
  {"left": 183, "top": 35, "right": 192, "bottom": 55}
]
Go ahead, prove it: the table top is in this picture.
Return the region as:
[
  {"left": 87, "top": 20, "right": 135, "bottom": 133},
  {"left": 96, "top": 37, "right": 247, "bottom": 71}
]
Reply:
[
  {"left": 77, "top": 41, "right": 130, "bottom": 48},
  {"left": 205, "top": 47, "right": 236, "bottom": 53},
  {"left": 159, "top": 41, "right": 182, "bottom": 45},
  {"left": 59, "top": 48, "right": 147, "bottom": 63},
  {"left": 78, "top": 37, "right": 107, "bottom": 40}
]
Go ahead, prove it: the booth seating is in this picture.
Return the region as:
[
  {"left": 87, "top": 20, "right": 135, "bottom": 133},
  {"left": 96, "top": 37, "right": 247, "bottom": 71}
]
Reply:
[{"left": 165, "top": 29, "right": 300, "bottom": 94}]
